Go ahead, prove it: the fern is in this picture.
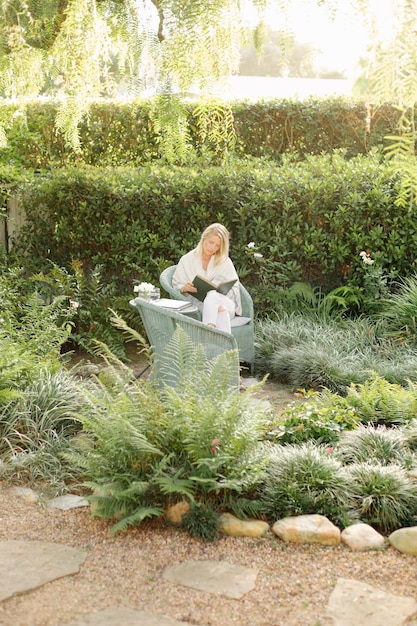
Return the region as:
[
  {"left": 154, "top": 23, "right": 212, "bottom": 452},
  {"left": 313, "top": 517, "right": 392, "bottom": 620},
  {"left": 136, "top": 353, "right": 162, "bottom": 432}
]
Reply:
[
  {"left": 155, "top": 325, "right": 240, "bottom": 392},
  {"left": 31, "top": 261, "right": 128, "bottom": 358},
  {"left": 65, "top": 326, "right": 271, "bottom": 533},
  {"left": 109, "top": 507, "right": 163, "bottom": 535},
  {"left": 153, "top": 470, "right": 196, "bottom": 501},
  {"left": 158, "top": 328, "right": 270, "bottom": 490}
]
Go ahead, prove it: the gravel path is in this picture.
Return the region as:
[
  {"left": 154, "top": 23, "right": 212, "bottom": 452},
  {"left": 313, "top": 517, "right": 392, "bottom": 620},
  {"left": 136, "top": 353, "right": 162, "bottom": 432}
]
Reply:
[{"left": 1, "top": 487, "right": 417, "bottom": 626}]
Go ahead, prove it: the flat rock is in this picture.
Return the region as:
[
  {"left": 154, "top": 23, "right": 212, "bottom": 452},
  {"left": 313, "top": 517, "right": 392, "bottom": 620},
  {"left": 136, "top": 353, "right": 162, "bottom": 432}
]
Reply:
[
  {"left": 326, "top": 577, "right": 417, "bottom": 626},
  {"left": 273, "top": 514, "right": 340, "bottom": 545},
  {"left": 341, "top": 523, "right": 385, "bottom": 551},
  {"left": 219, "top": 512, "right": 270, "bottom": 537},
  {"left": 46, "top": 494, "right": 90, "bottom": 510},
  {"left": 389, "top": 527, "right": 417, "bottom": 555},
  {"left": 66, "top": 606, "right": 189, "bottom": 625},
  {"left": 162, "top": 560, "right": 257, "bottom": 599},
  {"left": 5, "top": 486, "right": 39, "bottom": 503},
  {"left": 0, "top": 540, "right": 87, "bottom": 601}
]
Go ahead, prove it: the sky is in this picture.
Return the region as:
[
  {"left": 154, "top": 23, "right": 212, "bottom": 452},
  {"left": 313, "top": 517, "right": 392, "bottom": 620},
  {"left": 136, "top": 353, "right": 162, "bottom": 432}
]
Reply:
[{"left": 257, "top": 0, "right": 398, "bottom": 76}]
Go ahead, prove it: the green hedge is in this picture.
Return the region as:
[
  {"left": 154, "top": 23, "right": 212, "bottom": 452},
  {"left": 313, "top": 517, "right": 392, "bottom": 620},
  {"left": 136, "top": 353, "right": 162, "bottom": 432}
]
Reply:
[
  {"left": 0, "top": 98, "right": 403, "bottom": 169},
  {"left": 8, "top": 151, "right": 417, "bottom": 314}
]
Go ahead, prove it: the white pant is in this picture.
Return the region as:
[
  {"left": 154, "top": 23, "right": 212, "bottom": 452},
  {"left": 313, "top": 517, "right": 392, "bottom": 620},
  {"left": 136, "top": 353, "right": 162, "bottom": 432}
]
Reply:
[{"left": 202, "top": 290, "right": 235, "bottom": 334}]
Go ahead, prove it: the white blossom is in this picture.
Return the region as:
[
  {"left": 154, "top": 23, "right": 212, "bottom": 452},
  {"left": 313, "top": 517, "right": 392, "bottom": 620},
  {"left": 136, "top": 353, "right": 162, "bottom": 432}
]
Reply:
[
  {"left": 134, "top": 281, "right": 155, "bottom": 293},
  {"left": 69, "top": 299, "right": 80, "bottom": 309},
  {"left": 359, "top": 251, "right": 374, "bottom": 265},
  {"left": 247, "top": 242, "right": 256, "bottom": 248},
  {"left": 254, "top": 252, "right": 263, "bottom": 259}
]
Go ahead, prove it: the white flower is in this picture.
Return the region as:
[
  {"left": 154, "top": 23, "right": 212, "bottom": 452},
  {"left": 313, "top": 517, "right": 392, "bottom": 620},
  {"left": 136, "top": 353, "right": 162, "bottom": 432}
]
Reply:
[
  {"left": 134, "top": 281, "right": 155, "bottom": 293},
  {"left": 247, "top": 242, "right": 256, "bottom": 248},
  {"left": 69, "top": 299, "right": 80, "bottom": 309},
  {"left": 254, "top": 252, "right": 263, "bottom": 259},
  {"left": 359, "top": 251, "right": 374, "bottom": 265}
]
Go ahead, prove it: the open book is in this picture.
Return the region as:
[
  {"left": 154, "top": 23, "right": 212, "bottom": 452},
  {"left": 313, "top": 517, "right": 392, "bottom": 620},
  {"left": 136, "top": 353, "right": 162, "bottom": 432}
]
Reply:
[{"left": 191, "top": 275, "right": 237, "bottom": 302}]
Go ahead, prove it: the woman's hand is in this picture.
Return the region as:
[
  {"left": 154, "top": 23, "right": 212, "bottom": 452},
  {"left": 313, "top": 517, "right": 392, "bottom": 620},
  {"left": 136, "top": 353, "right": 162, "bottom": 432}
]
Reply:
[{"left": 181, "top": 282, "right": 196, "bottom": 295}]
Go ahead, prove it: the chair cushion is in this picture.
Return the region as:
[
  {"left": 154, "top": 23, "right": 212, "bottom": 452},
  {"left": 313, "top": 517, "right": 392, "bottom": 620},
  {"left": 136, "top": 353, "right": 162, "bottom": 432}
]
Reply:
[{"left": 231, "top": 316, "right": 251, "bottom": 327}]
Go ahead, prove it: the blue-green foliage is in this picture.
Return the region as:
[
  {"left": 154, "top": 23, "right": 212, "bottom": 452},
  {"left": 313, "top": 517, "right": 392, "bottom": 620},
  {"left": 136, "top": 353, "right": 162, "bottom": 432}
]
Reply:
[
  {"left": 260, "top": 442, "right": 356, "bottom": 527},
  {"left": 255, "top": 313, "right": 417, "bottom": 393}
]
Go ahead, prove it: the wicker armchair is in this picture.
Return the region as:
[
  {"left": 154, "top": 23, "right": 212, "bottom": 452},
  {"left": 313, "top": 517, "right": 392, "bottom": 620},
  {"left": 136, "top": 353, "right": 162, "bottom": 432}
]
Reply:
[
  {"left": 159, "top": 265, "right": 255, "bottom": 373},
  {"left": 129, "top": 297, "right": 240, "bottom": 388}
]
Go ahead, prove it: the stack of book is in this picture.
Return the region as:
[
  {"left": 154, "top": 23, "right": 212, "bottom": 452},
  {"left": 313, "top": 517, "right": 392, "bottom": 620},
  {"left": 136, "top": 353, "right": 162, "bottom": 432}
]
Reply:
[{"left": 153, "top": 298, "right": 192, "bottom": 311}]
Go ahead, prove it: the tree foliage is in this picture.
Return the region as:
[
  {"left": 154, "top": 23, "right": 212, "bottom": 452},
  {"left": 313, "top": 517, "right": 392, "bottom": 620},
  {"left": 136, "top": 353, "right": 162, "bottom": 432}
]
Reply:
[
  {"left": 1, "top": 0, "right": 417, "bottom": 164},
  {"left": 358, "top": 0, "right": 417, "bottom": 206},
  {"left": 0, "top": 0, "right": 268, "bottom": 156}
]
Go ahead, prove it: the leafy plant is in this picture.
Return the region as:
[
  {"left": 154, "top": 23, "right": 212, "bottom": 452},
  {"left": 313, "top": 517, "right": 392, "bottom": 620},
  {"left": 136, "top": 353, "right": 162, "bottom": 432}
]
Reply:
[
  {"left": 67, "top": 326, "right": 271, "bottom": 535},
  {"left": 268, "top": 398, "right": 359, "bottom": 446},
  {"left": 402, "top": 418, "right": 417, "bottom": 452},
  {"left": 158, "top": 329, "right": 271, "bottom": 497},
  {"left": 345, "top": 462, "right": 417, "bottom": 534},
  {"left": 356, "top": 250, "right": 394, "bottom": 316},
  {"left": 260, "top": 442, "right": 355, "bottom": 527},
  {"left": 281, "top": 281, "right": 363, "bottom": 319},
  {"left": 0, "top": 265, "right": 72, "bottom": 360},
  {"left": 31, "top": 260, "right": 129, "bottom": 358},
  {"left": 255, "top": 313, "right": 417, "bottom": 392},
  {"left": 342, "top": 376, "right": 417, "bottom": 426}
]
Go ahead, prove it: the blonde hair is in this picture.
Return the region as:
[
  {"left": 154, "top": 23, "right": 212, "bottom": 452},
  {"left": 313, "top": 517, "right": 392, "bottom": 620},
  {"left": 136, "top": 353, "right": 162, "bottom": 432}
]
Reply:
[{"left": 195, "top": 223, "right": 230, "bottom": 266}]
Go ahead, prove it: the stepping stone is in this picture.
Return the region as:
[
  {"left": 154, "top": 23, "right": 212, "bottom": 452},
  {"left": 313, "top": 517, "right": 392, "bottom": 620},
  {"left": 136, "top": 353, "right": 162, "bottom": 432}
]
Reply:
[
  {"left": 242, "top": 377, "right": 258, "bottom": 388},
  {"left": 66, "top": 606, "right": 189, "bottom": 625},
  {"left": 162, "top": 560, "right": 257, "bottom": 599},
  {"left": 0, "top": 540, "right": 87, "bottom": 601},
  {"left": 46, "top": 494, "right": 90, "bottom": 510},
  {"left": 326, "top": 577, "right": 417, "bottom": 626},
  {"left": 6, "top": 486, "right": 39, "bottom": 503}
]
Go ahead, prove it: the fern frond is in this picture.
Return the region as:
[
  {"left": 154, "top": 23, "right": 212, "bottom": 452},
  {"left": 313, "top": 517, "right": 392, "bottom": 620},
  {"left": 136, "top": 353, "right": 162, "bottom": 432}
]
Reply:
[
  {"left": 153, "top": 472, "right": 196, "bottom": 500},
  {"left": 109, "top": 506, "right": 163, "bottom": 535},
  {"left": 109, "top": 308, "right": 149, "bottom": 350},
  {"left": 230, "top": 497, "right": 265, "bottom": 519},
  {"left": 157, "top": 326, "right": 210, "bottom": 388},
  {"left": 287, "top": 281, "right": 319, "bottom": 306}
]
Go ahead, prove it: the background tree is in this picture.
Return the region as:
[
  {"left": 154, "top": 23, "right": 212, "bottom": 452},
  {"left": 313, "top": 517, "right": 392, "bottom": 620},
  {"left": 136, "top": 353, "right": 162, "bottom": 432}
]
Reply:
[{"left": 239, "top": 29, "right": 318, "bottom": 78}]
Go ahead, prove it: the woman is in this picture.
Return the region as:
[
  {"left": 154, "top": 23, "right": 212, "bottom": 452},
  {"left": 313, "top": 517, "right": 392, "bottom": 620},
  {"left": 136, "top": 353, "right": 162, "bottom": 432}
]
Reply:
[{"left": 172, "top": 223, "right": 241, "bottom": 334}]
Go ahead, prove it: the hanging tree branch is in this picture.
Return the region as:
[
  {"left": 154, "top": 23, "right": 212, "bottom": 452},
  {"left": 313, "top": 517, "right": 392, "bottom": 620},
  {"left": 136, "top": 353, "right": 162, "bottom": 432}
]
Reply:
[{"left": 149, "top": 0, "right": 165, "bottom": 42}]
